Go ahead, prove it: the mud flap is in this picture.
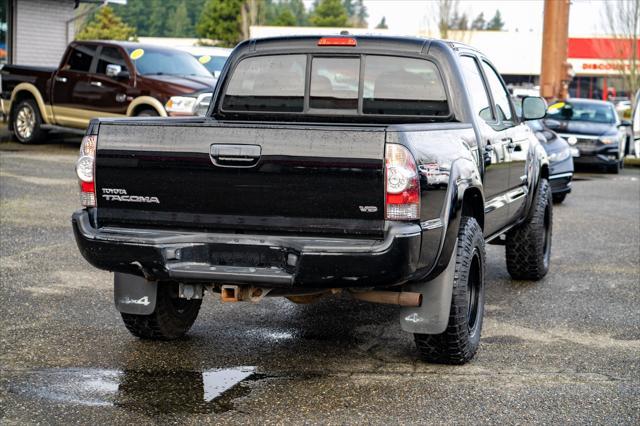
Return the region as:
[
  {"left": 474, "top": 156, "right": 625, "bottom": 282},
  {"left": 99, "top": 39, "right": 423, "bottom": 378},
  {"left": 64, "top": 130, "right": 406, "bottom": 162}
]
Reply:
[
  {"left": 400, "top": 240, "right": 457, "bottom": 334},
  {"left": 114, "top": 272, "right": 157, "bottom": 315}
]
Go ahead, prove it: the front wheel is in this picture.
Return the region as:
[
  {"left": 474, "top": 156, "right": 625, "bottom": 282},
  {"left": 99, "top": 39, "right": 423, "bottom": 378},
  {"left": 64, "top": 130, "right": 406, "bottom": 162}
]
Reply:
[
  {"left": 506, "top": 178, "right": 552, "bottom": 280},
  {"left": 552, "top": 192, "right": 566, "bottom": 204},
  {"left": 414, "top": 217, "right": 486, "bottom": 364},
  {"left": 136, "top": 108, "right": 160, "bottom": 117},
  {"left": 12, "top": 98, "right": 45, "bottom": 144},
  {"left": 606, "top": 161, "right": 620, "bottom": 174},
  {"left": 121, "top": 281, "right": 201, "bottom": 340}
]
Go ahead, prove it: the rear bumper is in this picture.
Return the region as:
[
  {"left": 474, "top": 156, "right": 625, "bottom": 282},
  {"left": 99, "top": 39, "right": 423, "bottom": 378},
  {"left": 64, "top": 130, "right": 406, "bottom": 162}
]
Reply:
[{"left": 72, "top": 210, "right": 422, "bottom": 288}]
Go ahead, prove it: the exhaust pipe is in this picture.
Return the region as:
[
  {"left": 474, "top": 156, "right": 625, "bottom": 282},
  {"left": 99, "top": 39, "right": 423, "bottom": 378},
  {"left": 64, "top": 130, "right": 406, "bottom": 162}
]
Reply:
[
  {"left": 220, "top": 285, "right": 270, "bottom": 303},
  {"left": 351, "top": 290, "right": 422, "bottom": 307}
]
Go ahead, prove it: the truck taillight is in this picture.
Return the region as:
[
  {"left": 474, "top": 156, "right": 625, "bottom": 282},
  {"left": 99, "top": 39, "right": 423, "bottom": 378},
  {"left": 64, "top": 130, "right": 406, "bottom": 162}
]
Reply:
[
  {"left": 385, "top": 144, "right": 420, "bottom": 220},
  {"left": 77, "top": 135, "right": 97, "bottom": 207}
]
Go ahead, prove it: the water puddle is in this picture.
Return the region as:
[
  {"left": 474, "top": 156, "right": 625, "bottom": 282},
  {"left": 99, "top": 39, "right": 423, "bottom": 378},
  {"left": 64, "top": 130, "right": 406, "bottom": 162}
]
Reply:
[{"left": 8, "top": 366, "right": 258, "bottom": 415}]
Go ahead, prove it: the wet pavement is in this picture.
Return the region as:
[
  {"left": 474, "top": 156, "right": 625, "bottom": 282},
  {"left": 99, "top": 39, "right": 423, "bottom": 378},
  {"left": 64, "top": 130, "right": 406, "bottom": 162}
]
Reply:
[{"left": 1, "top": 136, "right": 639, "bottom": 424}]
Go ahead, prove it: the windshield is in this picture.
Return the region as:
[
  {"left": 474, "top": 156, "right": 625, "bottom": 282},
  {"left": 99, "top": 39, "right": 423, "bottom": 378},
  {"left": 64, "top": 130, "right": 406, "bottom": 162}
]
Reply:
[
  {"left": 196, "top": 55, "right": 228, "bottom": 74},
  {"left": 547, "top": 101, "right": 616, "bottom": 124},
  {"left": 126, "top": 47, "right": 211, "bottom": 77}
]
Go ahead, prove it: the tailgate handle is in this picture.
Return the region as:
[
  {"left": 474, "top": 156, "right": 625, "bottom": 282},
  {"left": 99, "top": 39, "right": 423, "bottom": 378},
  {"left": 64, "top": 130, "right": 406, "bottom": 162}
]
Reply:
[{"left": 210, "top": 144, "right": 261, "bottom": 168}]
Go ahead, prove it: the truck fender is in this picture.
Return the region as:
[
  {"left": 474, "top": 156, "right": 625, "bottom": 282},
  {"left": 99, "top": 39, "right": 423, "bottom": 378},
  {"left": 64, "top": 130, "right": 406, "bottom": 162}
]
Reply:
[
  {"left": 126, "top": 96, "right": 168, "bottom": 117},
  {"left": 417, "top": 157, "right": 483, "bottom": 281},
  {"left": 520, "top": 145, "right": 549, "bottom": 223},
  {"left": 114, "top": 272, "right": 157, "bottom": 315},
  {"left": 10, "top": 83, "right": 53, "bottom": 124}
]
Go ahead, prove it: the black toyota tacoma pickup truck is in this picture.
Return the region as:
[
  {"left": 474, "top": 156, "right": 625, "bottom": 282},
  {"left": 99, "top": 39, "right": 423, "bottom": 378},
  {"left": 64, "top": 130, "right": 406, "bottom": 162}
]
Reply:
[{"left": 72, "top": 36, "right": 551, "bottom": 364}]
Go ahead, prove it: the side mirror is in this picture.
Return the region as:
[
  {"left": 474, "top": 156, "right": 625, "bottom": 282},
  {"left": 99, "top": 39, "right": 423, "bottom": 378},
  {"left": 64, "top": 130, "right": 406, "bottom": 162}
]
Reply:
[
  {"left": 105, "top": 64, "right": 122, "bottom": 78},
  {"left": 116, "top": 70, "right": 131, "bottom": 80},
  {"left": 522, "top": 96, "right": 547, "bottom": 121}
]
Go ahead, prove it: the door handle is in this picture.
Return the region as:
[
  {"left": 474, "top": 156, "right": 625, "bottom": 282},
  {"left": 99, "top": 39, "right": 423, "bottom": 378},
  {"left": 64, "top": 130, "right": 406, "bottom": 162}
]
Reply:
[
  {"left": 55, "top": 76, "right": 67, "bottom": 83},
  {"left": 90, "top": 81, "right": 103, "bottom": 87},
  {"left": 483, "top": 143, "right": 493, "bottom": 167},
  {"left": 210, "top": 144, "right": 261, "bottom": 168},
  {"left": 503, "top": 138, "right": 516, "bottom": 151}
]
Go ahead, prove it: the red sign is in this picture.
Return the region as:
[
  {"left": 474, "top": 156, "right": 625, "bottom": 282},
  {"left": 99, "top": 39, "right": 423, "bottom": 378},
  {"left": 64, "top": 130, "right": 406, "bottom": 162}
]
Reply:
[{"left": 569, "top": 38, "right": 640, "bottom": 60}]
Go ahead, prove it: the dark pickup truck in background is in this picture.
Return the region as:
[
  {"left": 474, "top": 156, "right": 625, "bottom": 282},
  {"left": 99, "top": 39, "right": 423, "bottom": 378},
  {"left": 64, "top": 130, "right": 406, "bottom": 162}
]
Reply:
[
  {"left": 72, "top": 36, "right": 551, "bottom": 365},
  {"left": 1, "top": 40, "right": 216, "bottom": 143}
]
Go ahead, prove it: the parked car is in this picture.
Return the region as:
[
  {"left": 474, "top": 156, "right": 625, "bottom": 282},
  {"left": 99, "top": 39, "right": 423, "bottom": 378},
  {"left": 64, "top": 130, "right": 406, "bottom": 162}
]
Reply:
[
  {"left": 72, "top": 35, "right": 552, "bottom": 365},
  {"left": 545, "top": 98, "right": 630, "bottom": 173},
  {"left": 527, "top": 120, "right": 574, "bottom": 203},
  {"left": 0, "top": 41, "right": 216, "bottom": 143},
  {"left": 178, "top": 46, "right": 232, "bottom": 79}
]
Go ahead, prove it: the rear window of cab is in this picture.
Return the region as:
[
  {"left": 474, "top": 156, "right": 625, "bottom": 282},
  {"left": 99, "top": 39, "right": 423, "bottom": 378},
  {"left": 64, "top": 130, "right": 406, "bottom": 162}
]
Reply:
[{"left": 221, "top": 54, "right": 449, "bottom": 118}]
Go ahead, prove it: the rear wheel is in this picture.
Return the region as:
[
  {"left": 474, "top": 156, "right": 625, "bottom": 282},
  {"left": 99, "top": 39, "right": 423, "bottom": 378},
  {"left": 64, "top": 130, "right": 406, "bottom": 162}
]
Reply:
[
  {"left": 414, "top": 217, "right": 485, "bottom": 365},
  {"left": 121, "top": 281, "right": 201, "bottom": 340},
  {"left": 12, "top": 98, "right": 45, "bottom": 144},
  {"left": 506, "top": 178, "right": 552, "bottom": 280}
]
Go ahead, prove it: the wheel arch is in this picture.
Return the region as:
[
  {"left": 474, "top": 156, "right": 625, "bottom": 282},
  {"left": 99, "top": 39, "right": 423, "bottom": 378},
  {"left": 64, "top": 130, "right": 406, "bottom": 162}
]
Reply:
[
  {"left": 9, "top": 83, "right": 53, "bottom": 124},
  {"left": 461, "top": 186, "right": 485, "bottom": 231},
  {"left": 126, "top": 96, "right": 167, "bottom": 117}
]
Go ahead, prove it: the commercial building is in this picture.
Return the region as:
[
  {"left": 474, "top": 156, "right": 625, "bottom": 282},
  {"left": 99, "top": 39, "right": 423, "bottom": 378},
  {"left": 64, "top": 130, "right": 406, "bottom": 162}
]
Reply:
[{"left": 0, "top": 0, "right": 97, "bottom": 67}]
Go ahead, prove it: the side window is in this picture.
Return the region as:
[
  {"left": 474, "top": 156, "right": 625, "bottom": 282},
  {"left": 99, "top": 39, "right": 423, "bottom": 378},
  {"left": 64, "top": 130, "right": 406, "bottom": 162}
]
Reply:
[
  {"left": 65, "top": 44, "right": 97, "bottom": 72},
  {"left": 96, "top": 46, "right": 128, "bottom": 75},
  {"left": 222, "top": 54, "right": 306, "bottom": 113},
  {"left": 460, "top": 56, "right": 493, "bottom": 123},
  {"left": 481, "top": 61, "right": 514, "bottom": 125}
]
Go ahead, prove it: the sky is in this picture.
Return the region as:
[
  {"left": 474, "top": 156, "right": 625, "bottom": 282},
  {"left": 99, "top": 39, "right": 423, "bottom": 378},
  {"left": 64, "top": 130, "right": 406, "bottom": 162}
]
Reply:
[{"left": 305, "top": 0, "right": 613, "bottom": 36}]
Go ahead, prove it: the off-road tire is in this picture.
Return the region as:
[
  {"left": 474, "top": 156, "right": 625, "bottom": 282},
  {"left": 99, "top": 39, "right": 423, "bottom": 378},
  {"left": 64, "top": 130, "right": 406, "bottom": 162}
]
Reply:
[
  {"left": 552, "top": 192, "right": 566, "bottom": 204},
  {"left": 121, "top": 282, "right": 201, "bottom": 340},
  {"left": 414, "top": 217, "right": 485, "bottom": 365},
  {"left": 11, "top": 98, "right": 46, "bottom": 144},
  {"left": 506, "top": 178, "right": 552, "bottom": 280}
]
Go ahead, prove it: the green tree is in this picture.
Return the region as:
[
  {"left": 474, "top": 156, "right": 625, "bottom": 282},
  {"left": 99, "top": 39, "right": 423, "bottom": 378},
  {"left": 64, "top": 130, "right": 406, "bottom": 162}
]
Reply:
[
  {"left": 288, "top": 0, "right": 308, "bottom": 25},
  {"left": 263, "top": 0, "right": 307, "bottom": 26},
  {"left": 486, "top": 10, "right": 504, "bottom": 31},
  {"left": 273, "top": 8, "right": 297, "bottom": 26},
  {"left": 343, "top": 0, "right": 367, "bottom": 27},
  {"left": 114, "top": 0, "right": 207, "bottom": 37},
  {"left": 197, "top": 0, "right": 243, "bottom": 47},
  {"left": 171, "top": 1, "right": 192, "bottom": 37},
  {"left": 76, "top": 5, "right": 136, "bottom": 41},
  {"left": 375, "top": 16, "right": 388, "bottom": 29},
  {"left": 354, "top": 0, "right": 368, "bottom": 27},
  {"left": 148, "top": 0, "right": 166, "bottom": 36},
  {"left": 457, "top": 13, "right": 469, "bottom": 31},
  {"left": 309, "top": 0, "right": 349, "bottom": 27},
  {"left": 471, "top": 12, "right": 485, "bottom": 30},
  {"left": 449, "top": 11, "right": 468, "bottom": 30}
]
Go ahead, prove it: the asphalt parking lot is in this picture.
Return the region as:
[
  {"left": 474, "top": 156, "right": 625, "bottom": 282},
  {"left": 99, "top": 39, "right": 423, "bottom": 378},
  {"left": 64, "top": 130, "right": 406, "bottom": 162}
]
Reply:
[{"left": 1, "top": 133, "right": 639, "bottom": 424}]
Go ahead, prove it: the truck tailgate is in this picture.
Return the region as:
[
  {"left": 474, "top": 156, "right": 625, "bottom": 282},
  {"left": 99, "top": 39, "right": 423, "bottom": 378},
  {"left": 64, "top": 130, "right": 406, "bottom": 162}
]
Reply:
[{"left": 95, "top": 122, "right": 386, "bottom": 236}]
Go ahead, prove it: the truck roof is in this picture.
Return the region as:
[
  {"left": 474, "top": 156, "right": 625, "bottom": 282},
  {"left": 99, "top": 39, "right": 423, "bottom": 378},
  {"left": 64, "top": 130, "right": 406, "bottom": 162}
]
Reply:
[
  {"left": 72, "top": 40, "right": 189, "bottom": 54},
  {"left": 236, "top": 34, "right": 480, "bottom": 56}
]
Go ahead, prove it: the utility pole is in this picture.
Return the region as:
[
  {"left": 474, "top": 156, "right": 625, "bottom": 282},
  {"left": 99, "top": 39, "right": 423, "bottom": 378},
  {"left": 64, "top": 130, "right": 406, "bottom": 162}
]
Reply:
[{"left": 540, "top": 0, "right": 571, "bottom": 101}]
